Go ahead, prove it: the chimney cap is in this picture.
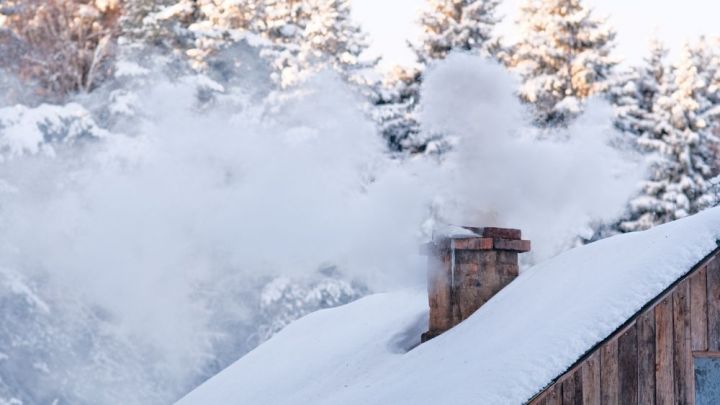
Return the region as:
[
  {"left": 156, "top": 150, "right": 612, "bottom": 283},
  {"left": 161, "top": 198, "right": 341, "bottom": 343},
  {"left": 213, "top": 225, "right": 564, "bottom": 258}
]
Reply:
[
  {"left": 432, "top": 224, "right": 523, "bottom": 241},
  {"left": 462, "top": 227, "right": 522, "bottom": 240},
  {"left": 424, "top": 225, "right": 531, "bottom": 254}
]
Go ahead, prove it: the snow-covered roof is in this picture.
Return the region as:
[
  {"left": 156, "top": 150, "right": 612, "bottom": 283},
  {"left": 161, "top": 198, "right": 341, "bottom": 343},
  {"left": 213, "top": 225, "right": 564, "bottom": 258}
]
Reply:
[{"left": 177, "top": 207, "right": 720, "bottom": 405}]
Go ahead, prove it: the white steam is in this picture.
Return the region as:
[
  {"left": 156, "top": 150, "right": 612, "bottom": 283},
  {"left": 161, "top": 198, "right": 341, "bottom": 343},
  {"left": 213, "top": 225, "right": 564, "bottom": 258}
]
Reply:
[
  {"left": 0, "top": 73, "right": 429, "bottom": 366},
  {"left": 0, "top": 54, "right": 640, "bottom": 401},
  {"left": 420, "top": 54, "right": 642, "bottom": 259}
]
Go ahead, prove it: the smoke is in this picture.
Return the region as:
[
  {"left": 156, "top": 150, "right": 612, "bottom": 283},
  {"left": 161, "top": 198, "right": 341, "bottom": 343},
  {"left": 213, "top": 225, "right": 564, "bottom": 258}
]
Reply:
[
  {"left": 419, "top": 53, "right": 642, "bottom": 260},
  {"left": 0, "top": 54, "right": 640, "bottom": 402},
  {"left": 0, "top": 71, "right": 431, "bottom": 392}
]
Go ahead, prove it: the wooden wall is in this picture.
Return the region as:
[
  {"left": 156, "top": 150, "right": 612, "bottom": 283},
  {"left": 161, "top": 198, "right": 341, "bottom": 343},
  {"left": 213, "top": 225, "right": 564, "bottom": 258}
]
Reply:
[{"left": 529, "top": 250, "right": 720, "bottom": 405}]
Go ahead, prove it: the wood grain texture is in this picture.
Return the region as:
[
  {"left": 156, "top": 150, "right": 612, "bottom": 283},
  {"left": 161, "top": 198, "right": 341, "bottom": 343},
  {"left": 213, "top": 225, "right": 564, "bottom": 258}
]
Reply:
[
  {"left": 531, "top": 251, "right": 720, "bottom": 405},
  {"left": 690, "top": 266, "right": 708, "bottom": 351},
  {"left": 672, "top": 281, "right": 692, "bottom": 405},
  {"left": 707, "top": 257, "right": 720, "bottom": 351},
  {"left": 546, "top": 384, "right": 561, "bottom": 405},
  {"left": 530, "top": 393, "right": 547, "bottom": 405},
  {"left": 636, "top": 310, "right": 656, "bottom": 405},
  {"left": 582, "top": 352, "right": 601, "bottom": 405},
  {"left": 600, "top": 338, "right": 619, "bottom": 405},
  {"left": 618, "top": 324, "right": 638, "bottom": 405},
  {"left": 655, "top": 296, "right": 675, "bottom": 405},
  {"left": 562, "top": 370, "right": 583, "bottom": 405},
  {"left": 561, "top": 374, "right": 575, "bottom": 405},
  {"left": 529, "top": 391, "right": 547, "bottom": 405}
]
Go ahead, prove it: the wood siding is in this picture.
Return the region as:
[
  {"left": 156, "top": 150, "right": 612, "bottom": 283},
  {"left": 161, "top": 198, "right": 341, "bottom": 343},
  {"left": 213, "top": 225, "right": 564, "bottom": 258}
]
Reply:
[{"left": 529, "top": 251, "right": 720, "bottom": 405}]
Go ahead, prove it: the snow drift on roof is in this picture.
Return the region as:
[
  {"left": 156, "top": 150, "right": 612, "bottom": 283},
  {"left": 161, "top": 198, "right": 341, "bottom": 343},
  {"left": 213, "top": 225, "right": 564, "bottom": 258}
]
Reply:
[{"left": 177, "top": 207, "right": 720, "bottom": 405}]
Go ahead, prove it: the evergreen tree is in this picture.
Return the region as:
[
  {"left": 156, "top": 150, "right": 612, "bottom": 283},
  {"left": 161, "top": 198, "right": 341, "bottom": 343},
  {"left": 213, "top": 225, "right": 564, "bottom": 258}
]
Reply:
[
  {"left": 510, "top": 0, "right": 616, "bottom": 127},
  {"left": 414, "top": 0, "right": 501, "bottom": 63},
  {"left": 373, "top": 66, "right": 423, "bottom": 152},
  {"left": 377, "top": 0, "right": 502, "bottom": 152},
  {"left": 302, "top": 0, "right": 373, "bottom": 85},
  {"left": 615, "top": 39, "right": 720, "bottom": 232},
  {"left": 137, "top": 0, "right": 201, "bottom": 53},
  {"left": 119, "top": 0, "right": 174, "bottom": 47},
  {"left": 610, "top": 39, "right": 668, "bottom": 138},
  {"left": 126, "top": 0, "right": 264, "bottom": 70},
  {"left": 129, "top": 1, "right": 372, "bottom": 88},
  {"left": 262, "top": 0, "right": 373, "bottom": 88}
]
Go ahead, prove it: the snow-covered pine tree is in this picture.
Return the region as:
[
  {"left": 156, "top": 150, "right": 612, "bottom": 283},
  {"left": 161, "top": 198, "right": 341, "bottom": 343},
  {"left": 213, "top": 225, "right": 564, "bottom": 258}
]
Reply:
[
  {"left": 377, "top": 0, "right": 502, "bottom": 152},
  {"left": 301, "top": 0, "right": 374, "bottom": 86},
  {"left": 414, "top": 0, "right": 501, "bottom": 63},
  {"left": 130, "top": 0, "right": 201, "bottom": 56},
  {"left": 119, "top": 0, "right": 174, "bottom": 47},
  {"left": 255, "top": 269, "right": 368, "bottom": 343},
  {"left": 373, "top": 66, "right": 423, "bottom": 152},
  {"left": 123, "top": 0, "right": 267, "bottom": 72},
  {"left": 261, "top": 0, "right": 373, "bottom": 88},
  {"left": 510, "top": 0, "right": 616, "bottom": 127},
  {"left": 609, "top": 39, "right": 668, "bottom": 138},
  {"left": 616, "top": 39, "right": 720, "bottom": 232},
  {"left": 131, "top": 1, "right": 371, "bottom": 89},
  {"left": 258, "top": 0, "right": 308, "bottom": 86}
]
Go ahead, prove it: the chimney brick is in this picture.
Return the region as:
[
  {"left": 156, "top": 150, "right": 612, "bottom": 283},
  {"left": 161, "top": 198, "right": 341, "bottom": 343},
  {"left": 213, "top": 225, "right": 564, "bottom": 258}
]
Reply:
[{"left": 421, "top": 226, "right": 531, "bottom": 342}]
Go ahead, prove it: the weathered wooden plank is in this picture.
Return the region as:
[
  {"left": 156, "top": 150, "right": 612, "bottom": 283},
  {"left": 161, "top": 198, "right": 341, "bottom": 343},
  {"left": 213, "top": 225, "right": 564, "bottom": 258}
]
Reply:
[
  {"left": 672, "top": 280, "right": 692, "bottom": 405},
  {"left": 531, "top": 383, "right": 562, "bottom": 405},
  {"left": 562, "top": 374, "right": 575, "bottom": 405},
  {"left": 636, "top": 310, "right": 655, "bottom": 405},
  {"left": 562, "top": 369, "right": 582, "bottom": 405},
  {"left": 600, "top": 338, "right": 619, "bottom": 405},
  {"left": 618, "top": 323, "right": 638, "bottom": 404},
  {"left": 573, "top": 369, "right": 583, "bottom": 405},
  {"left": 690, "top": 266, "right": 709, "bottom": 351},
  {"left": 655, "top": 296, "right": 675, "bottom": 405},
  {"left": 582, "top": 352, "right": 601, "bottom": 405},
  {"left": 530, "top": 392, "right": 547, "bottom": 405},
  {"left": 546, "top": 383, "right": 561, "bottom": 405},
  {"left": 707, "top": 257, "right": 720, "bottom": 351}
]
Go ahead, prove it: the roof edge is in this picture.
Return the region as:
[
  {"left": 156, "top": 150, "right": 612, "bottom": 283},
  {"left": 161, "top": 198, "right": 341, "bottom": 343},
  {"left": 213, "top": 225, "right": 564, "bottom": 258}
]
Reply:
[{"left": 525, "top": 243, "right": 720, "bottom": 404}]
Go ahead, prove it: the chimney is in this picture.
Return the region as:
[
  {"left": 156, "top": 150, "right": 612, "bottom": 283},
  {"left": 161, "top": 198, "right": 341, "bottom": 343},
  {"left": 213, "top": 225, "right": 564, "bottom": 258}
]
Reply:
[{"left": 421, "top": 226, "right": 530, "bottom": 342}]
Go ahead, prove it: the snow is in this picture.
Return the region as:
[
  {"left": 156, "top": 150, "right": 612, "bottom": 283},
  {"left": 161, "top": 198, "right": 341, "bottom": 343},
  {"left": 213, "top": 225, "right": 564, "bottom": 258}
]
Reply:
[
  {"left": 0, "top": 103, "right": 107, "bottom": 158},
  {"left": 431, "top": 224, "right": 479, "bottom": 239},
  {"left": 0, "top": 268, "right": 50, "bottom": 314},
  {"left": 114, "top": 61, "right": 150, "bottom": 78},
  {"left": 178, "top": 290, "right": 428, "bottom": 405},
  {"left": 178, "top": 207, "right": 720, "bottom": 404}
]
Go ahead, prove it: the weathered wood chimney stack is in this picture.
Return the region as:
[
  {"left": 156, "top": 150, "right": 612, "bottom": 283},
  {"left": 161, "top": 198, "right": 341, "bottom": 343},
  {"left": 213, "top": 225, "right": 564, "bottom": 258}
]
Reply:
[{"left": 421, "top": 227, "right": 530, "bottom": 342}]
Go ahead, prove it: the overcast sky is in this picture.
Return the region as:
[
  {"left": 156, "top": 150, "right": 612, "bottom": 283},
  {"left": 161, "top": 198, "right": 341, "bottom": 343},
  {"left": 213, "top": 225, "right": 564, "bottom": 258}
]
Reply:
[{"left": 351, "top": 0, "right": 720, "bottom": 71}]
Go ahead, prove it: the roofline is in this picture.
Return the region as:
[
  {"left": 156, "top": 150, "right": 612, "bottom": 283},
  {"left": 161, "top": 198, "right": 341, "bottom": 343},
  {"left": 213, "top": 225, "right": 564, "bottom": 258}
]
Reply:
[{"left": 525, "top": 243, "right": 720, "bottom": 404}]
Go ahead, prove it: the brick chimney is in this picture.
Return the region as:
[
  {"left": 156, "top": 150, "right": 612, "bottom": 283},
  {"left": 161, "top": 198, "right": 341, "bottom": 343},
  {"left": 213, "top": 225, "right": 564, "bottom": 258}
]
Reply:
[{"left": 421, "top": 227, "right": 530, "bottom": 342}]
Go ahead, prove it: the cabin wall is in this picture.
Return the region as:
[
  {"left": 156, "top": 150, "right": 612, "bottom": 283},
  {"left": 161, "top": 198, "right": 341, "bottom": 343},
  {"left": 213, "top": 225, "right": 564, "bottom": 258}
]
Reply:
[{"left": 529, "top": 251, "right": 720, "bottom": 405}]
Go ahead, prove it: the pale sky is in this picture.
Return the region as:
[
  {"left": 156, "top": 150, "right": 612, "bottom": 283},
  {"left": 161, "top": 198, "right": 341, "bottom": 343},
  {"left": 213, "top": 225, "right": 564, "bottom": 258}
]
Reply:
[{"left": 351, "top": 0, "right": 720, "bottom": 71}]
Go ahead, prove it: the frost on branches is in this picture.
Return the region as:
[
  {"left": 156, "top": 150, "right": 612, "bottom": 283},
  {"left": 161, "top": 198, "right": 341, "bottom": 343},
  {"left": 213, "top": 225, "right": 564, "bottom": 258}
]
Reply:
[
  {"left": 610, "top": 39, "right": 668, "bottom": 138},
  {"left": 414, "top": 0, "right": 501, "bottom": 63},
  {"left": 376, "top": 0, "right": 502, "bottom": 152},
  {"left": 256, "top": 267, "right": 368, "bottom": 343},
  {"left": 0, "top": 103, "right": 108, "bottom": 159},
  {"left": 612, "top": 38, "right": 720, "bottom": 232},
  {"left": 510, "top": 0, "right": 616, "bottom": 127},
  {"left": 131, "top": 0, "right": 374, "bottom": 89},
  {"left": 373, "top": 67, "right": 424, "bottom": 153}
]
